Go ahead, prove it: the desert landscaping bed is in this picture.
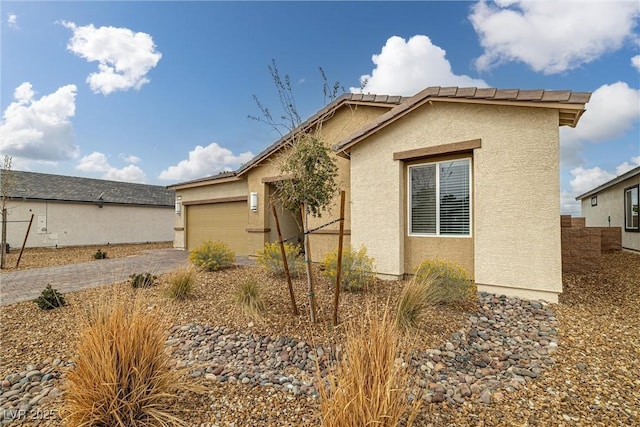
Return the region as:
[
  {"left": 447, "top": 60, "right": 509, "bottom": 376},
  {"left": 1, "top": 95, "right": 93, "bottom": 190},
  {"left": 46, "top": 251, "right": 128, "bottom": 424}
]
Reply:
[
  {"left": 0, "top": 250, "right": 638, "bottom": 426},
  {"left": 1, "top": 242, "right": 172, "bottom": 271}
]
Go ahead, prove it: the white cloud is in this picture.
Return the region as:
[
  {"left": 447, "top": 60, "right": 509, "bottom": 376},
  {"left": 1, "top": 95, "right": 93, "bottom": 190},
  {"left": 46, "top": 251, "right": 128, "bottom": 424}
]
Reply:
[
  {"left": 76, "top": 151, "right": 146, "bottom": 183},
  {"left": 569, "top": 166, "right": 616, "bottom": 196},
  {"left": 120, "top": 154, "right": 141, "bottom": 164},
  {"left": 560, "top": 82, "right": 640, "bottom": 168},
  {"left": 61, "top": 21, "right": 162, "bottom": 95},
  {"left": 470, "top": 0, "right": 640, "bottom": 74},
  {"left": 159, "top": 143, "right": 254, "bottom": 181},
  {"left": 564, "top": 156, "right": 640, "bottom": 214},
  {"left": 351, "top": 35, "right": 488, "bottom": 96},
  {"left": 0, "top": 82, "right": 79, "bottom": 162},
  {"left": 7, "top": 13, "right": 18, "bottom": 29},
  {"left": 632, "top": 55, "right": 640, "bottom": 72},
  {"left": 560, "top": 190, "right": 581, "bottom": 217},
  {"left": 616, "top": 156, "right": 640, "bottom": 175}
]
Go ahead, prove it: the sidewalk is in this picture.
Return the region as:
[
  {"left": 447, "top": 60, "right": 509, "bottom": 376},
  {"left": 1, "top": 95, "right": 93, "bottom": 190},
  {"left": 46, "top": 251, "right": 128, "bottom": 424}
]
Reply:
[{"left": 0, "top": 248, "right": 190, "bottom": 306}]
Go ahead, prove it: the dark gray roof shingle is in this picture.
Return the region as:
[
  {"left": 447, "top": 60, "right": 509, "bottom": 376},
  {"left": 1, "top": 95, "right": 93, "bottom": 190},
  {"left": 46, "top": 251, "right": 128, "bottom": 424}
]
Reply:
[{"left": 1, "top": 170, "right": 174, "bottom": 207}]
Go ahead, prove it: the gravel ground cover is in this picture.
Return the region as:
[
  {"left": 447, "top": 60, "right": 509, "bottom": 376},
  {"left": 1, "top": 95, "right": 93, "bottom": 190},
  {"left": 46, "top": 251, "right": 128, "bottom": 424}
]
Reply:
[
  {"left": 1, "top": 242, "right": 172, "bottom": 271},
  {"left": 0, "top": 249, "right": 638, "bottom": 426}
]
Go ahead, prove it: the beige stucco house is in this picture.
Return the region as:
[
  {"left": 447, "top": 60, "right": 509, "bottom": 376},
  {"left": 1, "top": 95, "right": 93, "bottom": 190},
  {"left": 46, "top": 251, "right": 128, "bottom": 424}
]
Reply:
[
  {"left": 576, "top": 166, "right": 640, "bottom": 252},
  {"left": 168, "top": 86, "right": 590, "bottom": 303},
  {"left": 1, "top": 170, "right": 175, "bottom": 249}
]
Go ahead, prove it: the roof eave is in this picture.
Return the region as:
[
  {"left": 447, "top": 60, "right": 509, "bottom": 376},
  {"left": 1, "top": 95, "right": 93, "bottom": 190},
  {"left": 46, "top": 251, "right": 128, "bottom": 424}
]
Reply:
[{"left": 575, "top": 166, "right": 640, "bottom": 200}]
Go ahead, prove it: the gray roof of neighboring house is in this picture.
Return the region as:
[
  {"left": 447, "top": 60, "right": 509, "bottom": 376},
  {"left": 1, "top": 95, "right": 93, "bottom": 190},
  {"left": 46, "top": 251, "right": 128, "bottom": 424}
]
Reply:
[
  {"left": 1, "top": 170, "right": 174, "bottom": 207},
  {"left": 575, "top": 166, "right": 640, "bottom": 200}
]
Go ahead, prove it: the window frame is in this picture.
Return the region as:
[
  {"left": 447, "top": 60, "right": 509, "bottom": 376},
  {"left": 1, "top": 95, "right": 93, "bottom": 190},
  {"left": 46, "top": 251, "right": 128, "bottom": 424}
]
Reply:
[
  {"left": 591, "top": 195, "right": 597, "bottom": 207},
  {"left": 624, "top": 184, "right": 639, "bottom": 232},
  {"left": 408, "top": 158, "right": 472, "bottom": 238}
]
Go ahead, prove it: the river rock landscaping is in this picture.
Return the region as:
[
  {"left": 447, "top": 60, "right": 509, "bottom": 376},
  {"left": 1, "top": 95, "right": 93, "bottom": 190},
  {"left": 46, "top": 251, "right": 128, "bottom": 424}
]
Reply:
[{"left": 0, "top": 250, "right": 638, "bottom": 426}]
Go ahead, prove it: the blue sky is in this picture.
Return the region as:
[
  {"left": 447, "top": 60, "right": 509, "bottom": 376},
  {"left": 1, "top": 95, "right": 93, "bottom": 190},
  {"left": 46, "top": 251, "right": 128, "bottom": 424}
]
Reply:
[{"left": 1, "top": 1, "right": 639, "bottom": 215}]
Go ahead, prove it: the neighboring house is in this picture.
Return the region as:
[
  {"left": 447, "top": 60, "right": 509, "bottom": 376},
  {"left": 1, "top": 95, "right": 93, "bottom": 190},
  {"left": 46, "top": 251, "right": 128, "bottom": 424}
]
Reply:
[
  {"left": 1, "top": 170, "right": 175, "bottom": 248},
  {"left": 576, "top": 166, "right": 640, "bottom": 252},
  {"left": 168, "top": 86, "right": 590, "bottom": 303}
]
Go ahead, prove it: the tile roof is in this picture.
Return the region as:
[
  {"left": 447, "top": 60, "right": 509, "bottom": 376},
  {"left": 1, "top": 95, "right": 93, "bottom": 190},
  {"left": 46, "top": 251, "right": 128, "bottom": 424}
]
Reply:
[
  {"left": 1, "top": 170, "right": 174, "bottom": 207},
  {"left": 333, "top": 86, "right": 591, "bottom": 155},
  {"left": 234, "top": 92, "right": 407, "bottom": 177},
  {"left": 575, "top": 166, "right": 640, "bottom": 200}
]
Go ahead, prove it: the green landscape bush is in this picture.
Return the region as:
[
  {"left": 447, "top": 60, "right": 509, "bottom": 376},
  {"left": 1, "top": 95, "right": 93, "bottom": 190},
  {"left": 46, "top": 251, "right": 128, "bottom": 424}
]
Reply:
[
  {"left": 321, "top": 245, "right": 375, "bottom": 292},
  {"left": 189, "top": 240, "right": 235, "bottom": 271},
  {"left": 414, "top": 259, "right": 476, "bottom": 305},
  {"left": 93, "top": 249, "right": 107, "bottom": 259},
  {"left": 34, "top": 284, "right": 66, "bottom": 310},
  {"left": 256, "top": 241, "right": 304, "bottom": 277},
  {"left": 129, "top": 272, "right": 157, "bottom": 289}
]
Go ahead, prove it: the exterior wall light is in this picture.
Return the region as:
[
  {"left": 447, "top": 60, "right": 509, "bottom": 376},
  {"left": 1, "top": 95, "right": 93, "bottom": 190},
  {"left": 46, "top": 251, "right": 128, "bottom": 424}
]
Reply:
[
  {"left": 175, "top": 195, "right": 182, "bottom": 215},
  {"left": 250, "top": 192, "right": 258, "bottom": 212}
]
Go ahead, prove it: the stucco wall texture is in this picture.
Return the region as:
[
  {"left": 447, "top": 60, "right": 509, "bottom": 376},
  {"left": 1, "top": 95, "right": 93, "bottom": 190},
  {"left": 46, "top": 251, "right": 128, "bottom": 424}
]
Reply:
[
  {"left": 580, "top": 175, "right": 640, "bottom": 251},
  {"left": 6, "top": 201, "right": 173, "bottom": 249},
  {"left": 350, "top": 102, "right": 563, "bottom": 302}
]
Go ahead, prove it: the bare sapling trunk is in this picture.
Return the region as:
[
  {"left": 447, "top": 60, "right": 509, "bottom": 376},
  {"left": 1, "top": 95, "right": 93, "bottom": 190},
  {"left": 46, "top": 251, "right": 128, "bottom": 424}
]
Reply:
[
  {"left": 271, "top": 200, "right": 299, "bottom": 315},
  {"left": 301, "top": 204, "right": 317, "bottom": 323}
]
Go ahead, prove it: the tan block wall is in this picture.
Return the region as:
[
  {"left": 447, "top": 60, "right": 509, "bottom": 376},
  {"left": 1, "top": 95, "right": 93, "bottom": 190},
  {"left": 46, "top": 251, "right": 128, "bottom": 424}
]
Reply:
[
  {"left": 571, "top": 217, "right": 586, "bottom": 228},
  {"left": 597, "top": 227, "right": 622, "bottom": 252},
  {"left": 350, "top": 102, "right": 562, "bottom": 301},
  {"left": 561, "top": 227, "right": 601, "bottom": 272},
  {"left": 173, "top": 179, "right": 247, "bottom": 249},
  {"left": 560, "top": 215, "right": 572, "bottom": 228}
]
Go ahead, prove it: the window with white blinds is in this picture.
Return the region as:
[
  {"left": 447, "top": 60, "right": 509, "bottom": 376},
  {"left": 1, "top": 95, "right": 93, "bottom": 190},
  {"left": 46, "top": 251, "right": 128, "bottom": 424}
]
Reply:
[{"left": 409, "top": 158, "right": 471, "bottom": 236}]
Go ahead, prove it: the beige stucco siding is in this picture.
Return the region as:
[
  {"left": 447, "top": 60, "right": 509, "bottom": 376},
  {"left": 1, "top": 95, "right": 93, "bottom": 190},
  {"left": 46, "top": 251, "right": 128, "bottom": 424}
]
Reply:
[
  {"left": 350, "top": 102, "right": 562, "bottom": 301},
  {"left": 5, "top": 200, "right": 173, "bottom": 248},
  {"left": 580, "top": 174, "right": 640, "bottom": 251},
  {"left": 173, "top": 179, "right": 247, "bottom": 249}
]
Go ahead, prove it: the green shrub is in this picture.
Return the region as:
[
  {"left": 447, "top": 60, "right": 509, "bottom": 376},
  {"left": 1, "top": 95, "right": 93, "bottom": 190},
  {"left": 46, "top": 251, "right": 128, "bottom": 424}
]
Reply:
[
  {"left": 130, "top": 272, "right": 157, "bottom": 289},
  {"left": 34, "top": 284, "right": 66, "bottom": 310},
  {"left": 93, "top": 249, "right": 107, "bottom": 259},
  {"left": 165, "top": 269, "right": 196, "bottom": 301},
  {"left": 189, "top": 240, "right": 235, "bottom": 271},
  {"left": 256, "top": 241, "right": 304, "bottom": 277},
  {"left": 395, "top": 275, "right": 436, "bottom": 331},
  {"left": 63, "top": 301, "right": 189, "bottom": 426},
  {"left": 235, "top": 279, "right": 264, "bottom": 319},
  {"left": 414, "top": 259, "right": 476, "bottom": 305},
  {"left": 322, "top": 245, "right": 375, "bottom": 292}
]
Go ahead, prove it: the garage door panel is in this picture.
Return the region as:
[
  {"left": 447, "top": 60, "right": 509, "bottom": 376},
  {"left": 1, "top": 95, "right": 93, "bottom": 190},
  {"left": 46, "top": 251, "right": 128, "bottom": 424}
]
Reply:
[{"left": 186, "top": 202, "right": 248, "bottom": 255}]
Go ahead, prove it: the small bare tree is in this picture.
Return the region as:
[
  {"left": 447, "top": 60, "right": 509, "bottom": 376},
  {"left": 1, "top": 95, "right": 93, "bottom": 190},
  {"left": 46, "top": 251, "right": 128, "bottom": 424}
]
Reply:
[{"left": 251, "top": 60, "right": 341, "bottom": 323}]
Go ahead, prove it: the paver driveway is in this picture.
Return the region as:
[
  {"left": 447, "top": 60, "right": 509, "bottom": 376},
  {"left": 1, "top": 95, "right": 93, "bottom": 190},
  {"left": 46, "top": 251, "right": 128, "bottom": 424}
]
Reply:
[{"left": 0, "top": 248, "right": 190, "bottom": 306}]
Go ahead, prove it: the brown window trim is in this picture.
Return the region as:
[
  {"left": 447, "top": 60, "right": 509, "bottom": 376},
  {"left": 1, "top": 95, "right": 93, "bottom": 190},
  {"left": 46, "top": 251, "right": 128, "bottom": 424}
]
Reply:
[
  {"left": 393, "top": 138, "right": 481, "bottom": 162},
  {"left": 246, "top": 228, "right": 271, "bottom": 233},
  {"left": 182, "top": 196, "right": 247, "bottom": 206}
]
